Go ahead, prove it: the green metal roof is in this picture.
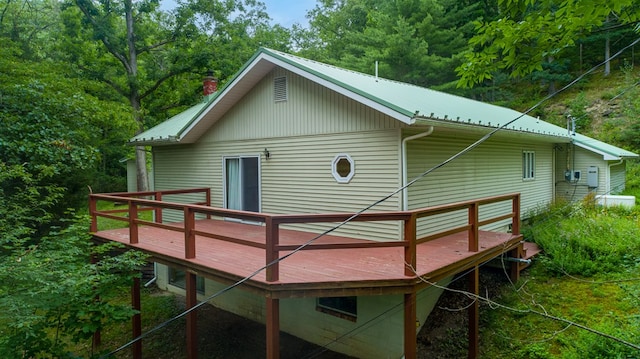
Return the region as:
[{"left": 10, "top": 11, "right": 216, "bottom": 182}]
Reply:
[
  {"left": 130, "top": 98, "right": 210, "bottom": 145},
  {"left": 572, "top": 133, "right": 638, "bottom": 160},
  {"left": 130, "top": 47, "right": 637, "bottom": 159}
]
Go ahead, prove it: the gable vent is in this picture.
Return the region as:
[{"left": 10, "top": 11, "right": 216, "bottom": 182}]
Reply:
[{"left": 274, "top": 76, "right": 288, "bottom": 102}]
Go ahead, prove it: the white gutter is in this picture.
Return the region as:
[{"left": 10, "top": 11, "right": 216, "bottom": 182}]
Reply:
[
  {"left": 402, "top": 126, "right": 434, "bottom": 211},
  {"left": 607, "top": 159, "right": 624, "bottom": 193}
]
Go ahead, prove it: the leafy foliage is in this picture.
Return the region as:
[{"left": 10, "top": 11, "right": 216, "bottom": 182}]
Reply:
[
  {"left": 0, "top": 42, "right": 134, "bottom": 234},
  {"left": 524, "top": 198, "right": 640, "bottom": 276},
  {"left": 457, "top": 0, "right": 640, "bottom": 88},
  {"left": 299, "top": 0, "right": 498, "bottom": 90},
  {"left": 0, "top": 216, "right": 148, "bottom": 358}
]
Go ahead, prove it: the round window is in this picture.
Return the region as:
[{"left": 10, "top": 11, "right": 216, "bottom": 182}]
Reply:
[{"left": 332, "top": 154, "right": 355, "bottom": 183}]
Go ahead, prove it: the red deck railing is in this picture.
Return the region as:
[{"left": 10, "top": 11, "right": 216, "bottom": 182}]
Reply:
[{"left": 89, "top": 189, "right": 520, "bottom": 281}]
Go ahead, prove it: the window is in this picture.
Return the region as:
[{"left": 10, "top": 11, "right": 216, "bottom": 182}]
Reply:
[
  {"left": 168, "top": 267, "right": 205, "bottom": 293},
  {"left": 331, "top": 154, "right": 355, "bottom": 183},
  {"left": 317, "top": 296, "right": 357, "bottom": 321},
  {"left": 522, "top": 151, "right": 535, "bottom": 180},
  {"left": 224, "top": 156, "right": 260, "bottom": 212}
]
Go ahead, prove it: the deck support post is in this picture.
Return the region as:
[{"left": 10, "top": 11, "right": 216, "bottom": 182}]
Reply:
[
  {"left": 404, "top": 290, "right": 417, "bottom": 359},
  {"left": 266, "top": 297, "right": 280, "bottom": 359},
  {"left": 509, "top": 244, "right": 523, "bottom": 282},
  {"left": 186, "top": 271, "right": 198, "bottom": 359},
  {"left": 132, "top": 277, "right": 142, "bottom": 359},
  {"left": 91, "top": 252, "right": 101, "bottom": 350},
  {"left": 467, "top": 266, "right": 479, "bottom": 359}
]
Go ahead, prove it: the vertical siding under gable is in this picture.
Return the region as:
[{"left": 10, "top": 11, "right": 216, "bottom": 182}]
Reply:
[{"left": 199, "top": 67, "right": 402, "bottom": 143}]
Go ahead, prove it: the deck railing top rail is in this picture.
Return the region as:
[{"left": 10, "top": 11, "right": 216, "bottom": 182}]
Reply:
[{"left": 89, "top": 189, "right": 521, "bottom": 281}]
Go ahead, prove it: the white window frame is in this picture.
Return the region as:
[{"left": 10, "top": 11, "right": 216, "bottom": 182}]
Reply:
[
  {"left": 332, "top": 153, "right": 355, "bottom": 183},
  {"left": 522, "top": 151, "right": 535, "bottom": 180}
]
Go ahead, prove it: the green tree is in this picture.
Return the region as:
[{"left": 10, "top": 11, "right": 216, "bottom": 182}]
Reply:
[
  {"left": 456, "top": 0, "right": 640, "bottom": 88},
  {"left": 0, "top": 41, "right": 134, "bottom": 232},
  {"left": 298, "top": 0, "right": 497, "bottom": 89},
  {"left": 0, "top": 217, "right": 148, "bottom": 358},
  {"left": 0, "top": 0, "right": 64, "bottom": 60},
  {"left": 65, "top": 0, "right": 291, "bottom": 191}
]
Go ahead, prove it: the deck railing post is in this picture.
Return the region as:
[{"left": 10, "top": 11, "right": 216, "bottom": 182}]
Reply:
[
  {"left": 468, "top": 203, "right": 478, "bottom": 252},
  {"left": 129, "top": 200, "right": 138, "bottom": 244},
  {"left": 184, "top": 207, "right": 196, "bottom": 259},
  {"left": 512, "top": 194, "right": 521, "bottom": 235},
  {"left": 404, "top": 214, "right": 417, "bottom": 276},
  {"left": 205, "top": 188, "right": 212, "bottom": 219},
  {"left": 154, "top": 191, "right": 163, "bottom": 223},
  {"left": 89, "top": 196, "right": 98, "bottom": 233},
  {"left": 266, "top": 217, "right": 279, "bottom": 282}
]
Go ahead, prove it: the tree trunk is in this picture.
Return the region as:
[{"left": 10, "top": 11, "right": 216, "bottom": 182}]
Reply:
[
  {"left": 604, "top": 32, "right": 611, "bottom": 76},
  {"left": 126, "top": 0, "right": 149, "bottom": 192}
]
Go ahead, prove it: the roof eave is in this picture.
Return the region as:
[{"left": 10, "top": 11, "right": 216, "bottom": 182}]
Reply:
[
  {"left": 572, "top": 140, "right": 639, "bottom": 161},
  {"left": 412, "top": 116, "right": 568, "bottom": 140}
]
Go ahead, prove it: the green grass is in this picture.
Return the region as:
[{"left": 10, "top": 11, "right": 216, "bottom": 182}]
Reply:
[
  {"left": 93, "top": 201, "right": 154, "bottom": 231},
  {"left": 524, "top": 197, "right": 640, "bottom": 276},
  {"left": 480, "top": 265, "right": 640, "bottom": 359},
  {"left": 480, "top": 194, "right": 640, "bottom": 358},
  {"left": 69, "top": 288, "right": 182, "bottom": 359}
]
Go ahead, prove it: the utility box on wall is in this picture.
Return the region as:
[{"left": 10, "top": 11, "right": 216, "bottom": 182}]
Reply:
[{"left": 587, "top": 166, "right": 598, "bottom": 188}]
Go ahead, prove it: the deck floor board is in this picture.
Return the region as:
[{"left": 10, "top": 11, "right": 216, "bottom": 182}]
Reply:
[{"left": 94, "top": 219, "right": 522, "bottom": 295}]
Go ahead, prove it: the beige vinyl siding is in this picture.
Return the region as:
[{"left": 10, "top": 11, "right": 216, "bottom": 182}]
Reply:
[
  {"left": 406, "top": 131, "right": 554, "bottom": 236},
  {"left": 555, "top": 146, "right": 607, "bottom": 200},
  {"left": 153, "top": 67, "right": 405, "bottom": 240},
  {"left": 199, "top": 67, "right": 402, "bottom": 144},
  {"left": 609, "top": 161, "right": 626, "bottom": 194},
  {"left": 153, "top": 129, "right": 402, "bottom": 241}
]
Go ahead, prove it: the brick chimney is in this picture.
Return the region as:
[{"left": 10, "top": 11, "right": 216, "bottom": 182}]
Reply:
[{"left": 203, "top": 70, "right": 218, "bottom": 96}]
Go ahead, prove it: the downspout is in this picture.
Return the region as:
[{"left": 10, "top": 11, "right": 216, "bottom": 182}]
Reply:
[
  {"left": 607, "top": 159, "right": 624, "bottom": 194},
  {"left": 144, "top": 262, "right": 157, "bottom": 287},
  {"left": 402, "top": 126, "right": 434, "bottom": 211}
]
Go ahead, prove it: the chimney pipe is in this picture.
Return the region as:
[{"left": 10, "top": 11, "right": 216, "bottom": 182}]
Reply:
[{"left": 203, "top": 70, "right": 218, "bottom": 96}]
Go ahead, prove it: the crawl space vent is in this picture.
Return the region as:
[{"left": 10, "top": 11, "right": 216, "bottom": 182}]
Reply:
[{"left": 274, "top": 76, "right": 287, "bottom": 102}]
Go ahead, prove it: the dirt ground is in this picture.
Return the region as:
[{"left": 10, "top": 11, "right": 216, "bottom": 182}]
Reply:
[{"left": 141, "top": 268, "right": 510, "bottom": 359}]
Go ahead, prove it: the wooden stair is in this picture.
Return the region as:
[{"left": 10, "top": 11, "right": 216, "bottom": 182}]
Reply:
[{"left": 522, "top": 242, "right": 542, "bottom": 261}]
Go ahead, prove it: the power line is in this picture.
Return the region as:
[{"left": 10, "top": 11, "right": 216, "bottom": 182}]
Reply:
[
  {"left": 413, "top": 270, "right": 640, "bottom": 351},
  {"left": 100, "top": 36, "right": 640, "bottom": 358}
]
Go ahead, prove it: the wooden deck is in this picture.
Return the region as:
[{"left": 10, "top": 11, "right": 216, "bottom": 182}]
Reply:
[
  {"left": 95, "top": 218, "right": 522, "bottom": 297},
  {"left": 89, "top": 189, "right": 527, "bottom": 359},
  {"left": 90, "top": 188, "right": 525, "bottom": 298}
]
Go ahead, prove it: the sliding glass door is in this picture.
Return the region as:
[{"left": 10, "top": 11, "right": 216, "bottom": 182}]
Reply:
[{"left": 224, "top": 156, "right": 260, "bottom": 213}]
